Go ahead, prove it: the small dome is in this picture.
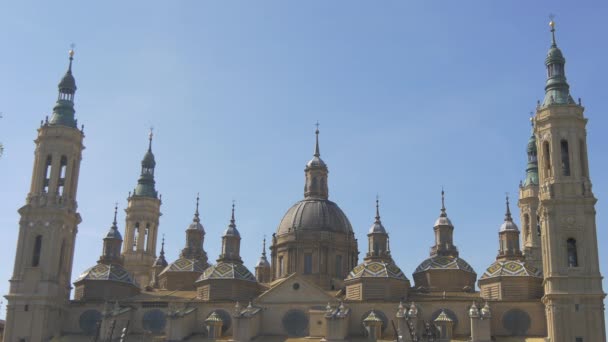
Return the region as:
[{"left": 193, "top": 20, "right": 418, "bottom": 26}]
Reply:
[
  {"left": 369, "top": 221, "right": 386, "bottom": 234},
  {"left": 153, "top": 255, "right": 168, "bottom": 268},
  {"left": 75, "top": 263, "right": 137, "bottom": 286},
  {"left": 480, "top": 260, "right": 542, "bottom": 280},
  {"left": 306, "top": 156, "right": 326, "bottom": 168},
  {"left": 188, "top": 220, "right": 204, "bottom": 231},
  {"left": 142, "top": 150, "right": 156, "bottom": 168},
  {"left": 105, "top": 226, "right": 122, "bottom": 240},
  {"left": 256, "top": 256, "right": 270, "bottom": 268},
  {"left": 58, "top": 71, "right": 77, "bottom": 93},
  {"left": 197, "top": 262, "right": 256, "bottom": 282},
  {"left": 159, "top": 258, "right": 208, "bottom": 276},
  {"left": 346, "top": 261, "right": 408, "bottom": 281},
  {"left": 413, "top": 256, "right": 476, "bottom": 275},
  {"left": 277, "top": 199, "right": 353, "bottom": 235},
  {"left": 500, "top": 220, "right": 519, "bottom": 232},
  {"left": 224, "top": 225, "right": 240, "bottom": 238},
  {"left": 546, "top": 46, "right": 565, "bottom": 64},
  {"left": 434, "top": 215, "right": 453, "bottom": 227}
]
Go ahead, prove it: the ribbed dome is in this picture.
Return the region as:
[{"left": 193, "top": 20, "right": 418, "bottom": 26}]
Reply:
[
  {"left": 75, "top": 263, "right": 137, "bottom": 285},
  {"left": 500, "top": 220, "right": 519, "bottom": 232},
  {"left": 142, "top": 150, "right": 156, "bottom": 167},
  {"left": 277, "top": 199, "right": 353, "bottom": 235}
]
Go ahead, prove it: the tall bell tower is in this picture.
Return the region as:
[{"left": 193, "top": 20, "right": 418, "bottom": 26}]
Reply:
[
  {"left": 4, "top": 49, "right": 85, "bottom": 342},
  {"left": 122, "top": 130, "right": 161, "bottom": 288},
  {"left": 535, "top": 20, "right": 606, "bottom": 342}
]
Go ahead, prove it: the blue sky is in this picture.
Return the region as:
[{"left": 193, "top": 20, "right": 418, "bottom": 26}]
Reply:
[{"left": 0, "top": 0, "right": 607, "bottom": 325}]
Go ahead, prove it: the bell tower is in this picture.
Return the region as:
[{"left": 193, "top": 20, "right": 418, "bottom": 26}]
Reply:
[
  {"left": 122, "top": 130, "right": 162, "bottom": 288},
  {"left": 4, "top": 49, "right": 85, "bottom": 342},
  {"left": 535, "top": 20, "right": 606, "bottom": 342}
]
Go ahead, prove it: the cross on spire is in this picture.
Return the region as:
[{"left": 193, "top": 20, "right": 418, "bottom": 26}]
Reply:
[
  {"left": 148, "top": 126, "right": 154, "bottom": 151},
  {"left": 314, "top": 122, "right": 321, "bottom": 157}
]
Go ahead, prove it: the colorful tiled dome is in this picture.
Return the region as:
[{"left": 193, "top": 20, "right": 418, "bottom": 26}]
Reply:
[
  {"left": 346, "top": 261, "right": 408, "bottom": 281},
  {"left": 413, "top": 256, "right": 476, "bottom": 275},
  {"left": 198, "top": 262, "right": 256, "bottom": 282},
  {"left": 75, "top": 263, "right": 137, "bottom": 285},
  {"left": 159, "top": 257, "right": 208, "bottom": 276},
  {"left": 480, "top": 260, "right": 542, "bottom": 280}
]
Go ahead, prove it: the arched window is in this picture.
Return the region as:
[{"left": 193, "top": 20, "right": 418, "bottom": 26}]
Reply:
[
  {"left": 42, "top": 155, "right": 52, "bottom": 193},
  {"left": 536, "top": 215, "right": 541, "bottom": 236},
  {"left": 133, "top": 222, "right": 140, "bottom": 251},
  {"left": 57, "top": 156, "right": 67, "bottom": 196},
  {"left": 561, "top": 140, "right": 570, "bottom": 176},
  {"left": 144, "top": 223, "right": 150, "bottom": 252},
  {"left": 567, "top": 238, "right": 578, "bottom": 267},
  {"left": 543, "top": 142, "right": 551, "bottom": 174},
  {"left": 32, "top": 235, "right": 42, "bottom": 267}
]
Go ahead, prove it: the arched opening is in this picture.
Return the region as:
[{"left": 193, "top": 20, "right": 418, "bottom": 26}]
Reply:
[
  {"left": 144, "top": 223, "right": 150, "bottom": 252},
  {"left": 567, "top": 238, "right": 578, "bottom": 267},
  {"left": 133, "top": 222, "right": 140, "bottom": 251},
  {"left": 32, "top": 235, "right": 42, "bottom": 267},
  {"left": 42, "top": 155, "right": 52, "bottom": 193},
  {"left": 561, "top": 140, "right": 570, "bottom": 176},
  {"left": 58, "top": 156, "right": 67, "bottom": 196},
  {"left": 543, "top": 142, "right": 551, "bottom": 175}
]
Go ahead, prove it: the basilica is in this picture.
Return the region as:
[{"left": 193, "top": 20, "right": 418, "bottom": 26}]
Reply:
[{"left": 3, "top": 21, "right": 606, "bottom": 342}]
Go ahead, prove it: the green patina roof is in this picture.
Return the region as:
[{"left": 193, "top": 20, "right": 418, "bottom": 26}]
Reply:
[
  {"left": 49, "top": 54, "right": 78, "bottom": 128},
  {"left": 542, "top": 23, "right": 575, "bottom": 106}
]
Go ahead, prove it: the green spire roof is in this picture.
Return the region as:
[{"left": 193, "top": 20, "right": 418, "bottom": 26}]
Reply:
[
  {"left": 133, "top": 130, "right": 158, "bottom": 198},
  {"left": 542, "top": 19, "right": 575, "bottom": 106},
  {"left": 49, "top": 49, "right": 78, "bottom": 128},
  {"left": 523, "top": 120, "right": 539, "bottom": 187}
]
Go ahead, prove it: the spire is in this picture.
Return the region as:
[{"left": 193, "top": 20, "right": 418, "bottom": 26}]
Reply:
[
  {"left": 104, "top": 203, "right": 122, "bottom": 240},
  {"left": 368, "top": 196, "right": 387, "bottom": 234},
  {"left": 133, "top": 131, "right": 158, "bottom": 198},
  {"left": 543, "top": 17, "right": 574, "bottom": 106},
  {"left": 431, "top": 188, "right": 458, "bottom": 257},
  {"left": 500, "top": 194, "right": 519, "bottom": 232},
  {"left": 439, "top": 187, "right": 449, "bottom": 218},
  {"left": 523, "top": 115, "right": 539, "bottom": 187},
  {"left": 549, "top": 16, "right": 557, "bottom": 47},
  {"left": 148, "top": 127, "right": 154, "bottom": 152},
  {"left": 304, "top": 124, "right": 329, "bottom": 199},
  {"left": 219, "top": 201, "right": 242, "bottom": 264},
  {"left": 314, "top": 122, "right": 320, "bottom": 157},
  {"left": 49, "top": 47, "right": 78, "bottom": 127},
  {"left": 262, "top": 236, "right": 267, "bottom": 257},
  {"left": 194, "top": 193, "right": 200, "bottom": 223},
  {"left": 505, "top": 195, "right": 512, "bottom": 221},
  {"left": 153, "top": 234, "right": 168, "bottom": 268},
  {"left": 375, "top": 196, "right": 381, "bottom": 222}
]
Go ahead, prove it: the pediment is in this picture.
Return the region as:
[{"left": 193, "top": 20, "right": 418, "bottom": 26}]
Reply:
[{"left": 256, "top": 274, "right": 335, "bottom": 304}]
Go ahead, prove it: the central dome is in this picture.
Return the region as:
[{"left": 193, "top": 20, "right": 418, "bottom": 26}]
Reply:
[{"left": 277, "top": 198, "right": 353, "bottom": 235}]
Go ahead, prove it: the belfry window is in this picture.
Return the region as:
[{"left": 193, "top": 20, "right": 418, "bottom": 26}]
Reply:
[
  {"left": 144, "top": 223, "right": 150, "bottom": 252},
  {"left": 567, "top": 238, "right": 578, "bottom": 267},
  {"left": 543, "top": 142, "right": 551, "bottom": 174},
  {"left": 133, "top": 222, "right": 140, "bottom": 251},
  {"left": 42, "top": 155, "right": 52, "bottom": 193},
  {"left": 561, "top": 140, "right": 570, "bottom": 176},
  {"left": 58, "top": 156, "right": 67, "bottom": 196},
  {"left": 32, "top": 235, "right": 42, "bottom": 267}
]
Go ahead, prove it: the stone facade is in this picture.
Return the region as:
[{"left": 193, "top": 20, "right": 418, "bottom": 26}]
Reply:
[{"left": 3, "top": 22, "right": 606, "bottom": 342}]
